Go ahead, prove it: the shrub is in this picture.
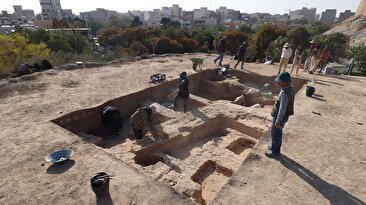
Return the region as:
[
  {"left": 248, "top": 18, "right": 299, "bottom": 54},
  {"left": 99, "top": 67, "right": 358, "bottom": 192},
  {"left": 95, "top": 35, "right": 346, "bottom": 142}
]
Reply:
[
  {"left": 222, "top": 30, "right": 249, "bottom": 55},
  {"left": 130, "top": 42, "right": 149, "bottom": 56},
  {"left": 0, "top": 34, "right": 50, "bottom": 76},
  {"left": 250, "top": 23, "right": 286, "bottom": 58},
  {"left": 265, "top": 36, "right": 291, "bottom": 62},
  {"left": 314, "top": 32, "right": 349, "bottom": 60},
  {"left": 348, "top": 46, "right": 366, "bottom": 76},
  {"left": 178, "top": 37, "right": 198, "bottom": 53},
  {"left": 155, "top": 36, "right": 183, "bottom": 54}
]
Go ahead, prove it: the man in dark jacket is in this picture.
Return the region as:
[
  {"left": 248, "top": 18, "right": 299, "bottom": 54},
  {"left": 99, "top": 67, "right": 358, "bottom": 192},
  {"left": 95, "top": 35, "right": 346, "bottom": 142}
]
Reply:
[
  {"left": 266, "top": 72, "right": 295, "bottom": 158},
  {"left": 101, "top": 106, "right": 123, "bottom": 138},
  {"left": 173, "top": 71, "right": 189, "bottom": 113},
  {"left": 214, "top": 36, "right": 227, "bottom": 65},
  {"left": 234, "top": 42, "right": 247, "bottom": 69}
]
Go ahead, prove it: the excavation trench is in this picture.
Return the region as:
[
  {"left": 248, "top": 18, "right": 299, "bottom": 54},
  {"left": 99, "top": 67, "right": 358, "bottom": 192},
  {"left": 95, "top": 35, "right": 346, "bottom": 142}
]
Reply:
[{"left": 51, "top": 69, "right": 307, "bottom": 204}]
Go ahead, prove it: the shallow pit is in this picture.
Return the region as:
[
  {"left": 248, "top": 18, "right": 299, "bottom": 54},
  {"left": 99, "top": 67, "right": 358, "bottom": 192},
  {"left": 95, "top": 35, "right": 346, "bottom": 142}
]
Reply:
[
  {"left": 191, "top": 160, "right": 234, "bottom": 205},
  {"left": 226, "top": 138, "right": 255, "bottom": 155}
]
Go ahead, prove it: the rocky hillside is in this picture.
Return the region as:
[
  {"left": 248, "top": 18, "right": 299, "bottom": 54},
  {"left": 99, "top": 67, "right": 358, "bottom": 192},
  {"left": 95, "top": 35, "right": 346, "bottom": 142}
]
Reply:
[{"left": 325, "top": 15, "right": 366, "bottom": 46}]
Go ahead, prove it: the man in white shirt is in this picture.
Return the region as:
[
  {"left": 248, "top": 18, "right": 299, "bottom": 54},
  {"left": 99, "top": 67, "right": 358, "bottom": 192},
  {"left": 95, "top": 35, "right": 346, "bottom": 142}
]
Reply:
[{"left": 277, "top": 43, "right": 293, "bottom": 75}]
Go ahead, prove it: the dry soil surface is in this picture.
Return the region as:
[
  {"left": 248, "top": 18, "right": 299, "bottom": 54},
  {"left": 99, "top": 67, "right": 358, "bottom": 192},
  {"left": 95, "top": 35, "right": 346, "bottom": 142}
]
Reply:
[{"left": 0, "top": 53, "right": 365, "bottom": 205}]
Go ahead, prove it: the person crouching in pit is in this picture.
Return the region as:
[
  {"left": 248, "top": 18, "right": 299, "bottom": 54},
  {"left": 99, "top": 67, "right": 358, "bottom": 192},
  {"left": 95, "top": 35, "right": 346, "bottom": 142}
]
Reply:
[{"left": 130, "top": 105, "right": 157, "bottom": 140}]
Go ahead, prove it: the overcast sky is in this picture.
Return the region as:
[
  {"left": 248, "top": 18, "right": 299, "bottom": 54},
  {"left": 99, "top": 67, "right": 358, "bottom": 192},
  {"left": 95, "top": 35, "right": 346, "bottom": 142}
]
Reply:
[{"left": 0, "top": 0, "right": 360, "bottom": 15}]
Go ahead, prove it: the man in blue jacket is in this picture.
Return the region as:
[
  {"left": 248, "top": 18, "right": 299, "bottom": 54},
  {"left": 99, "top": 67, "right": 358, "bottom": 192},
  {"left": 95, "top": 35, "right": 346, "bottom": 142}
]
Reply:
[{"left": 266, "top": 72, "right": 295, "bottom": 158}]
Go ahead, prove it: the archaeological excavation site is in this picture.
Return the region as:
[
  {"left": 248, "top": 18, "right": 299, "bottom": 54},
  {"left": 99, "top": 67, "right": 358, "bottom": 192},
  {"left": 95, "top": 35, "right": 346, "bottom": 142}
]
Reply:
[{"left": 52, "top": 69, "right": 306, "bottom": 204}]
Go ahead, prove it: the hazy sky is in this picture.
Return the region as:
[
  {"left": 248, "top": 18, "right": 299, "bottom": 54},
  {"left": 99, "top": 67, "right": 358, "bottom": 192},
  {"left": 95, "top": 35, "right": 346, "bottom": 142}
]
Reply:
[{"left": 0, "top": 0, "right": 360, "bottom": 15}]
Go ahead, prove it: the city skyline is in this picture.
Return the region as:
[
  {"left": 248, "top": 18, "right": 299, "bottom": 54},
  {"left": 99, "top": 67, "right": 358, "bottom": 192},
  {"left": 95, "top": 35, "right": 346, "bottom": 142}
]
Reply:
[{"left": 0, "top": 0, "right": 360, "bottom": 15}]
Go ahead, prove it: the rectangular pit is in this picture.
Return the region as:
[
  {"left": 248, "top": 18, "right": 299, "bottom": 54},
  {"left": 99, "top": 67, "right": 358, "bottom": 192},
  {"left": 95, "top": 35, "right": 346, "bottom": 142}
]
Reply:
[
  {"left": 51, "top": 69, "right": 307, "bottom": 204},
  {"left": 133, "top": 117, "right": 264, "bottom": 204}
]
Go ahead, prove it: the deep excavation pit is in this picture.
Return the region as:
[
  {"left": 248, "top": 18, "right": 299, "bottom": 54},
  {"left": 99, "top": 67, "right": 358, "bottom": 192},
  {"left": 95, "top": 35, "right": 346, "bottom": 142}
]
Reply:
[{"left": 52, "top": 70, "right": 306, "bottom": 204}]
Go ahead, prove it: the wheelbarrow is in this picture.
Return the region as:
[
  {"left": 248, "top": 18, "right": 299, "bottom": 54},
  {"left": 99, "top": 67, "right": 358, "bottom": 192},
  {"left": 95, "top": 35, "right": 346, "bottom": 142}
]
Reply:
[{"left": 190, "top": 58, "right": 205, "bottom": 71}]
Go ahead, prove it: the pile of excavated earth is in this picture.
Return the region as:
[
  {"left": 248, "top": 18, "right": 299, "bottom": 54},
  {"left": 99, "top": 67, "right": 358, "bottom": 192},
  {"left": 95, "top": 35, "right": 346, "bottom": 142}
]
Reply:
[{"left": 0, "top": 53, "right": 365, "bottom": 205}]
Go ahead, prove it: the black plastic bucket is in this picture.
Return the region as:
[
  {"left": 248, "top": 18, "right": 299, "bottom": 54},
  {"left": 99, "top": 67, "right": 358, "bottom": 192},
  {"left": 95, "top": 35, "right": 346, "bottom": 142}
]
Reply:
[
  {"left": 91, "top": 172, "right": 110, "bottom": 197},
  {"left": 306, "top": 85, "right": 315, "bottom": 97}
]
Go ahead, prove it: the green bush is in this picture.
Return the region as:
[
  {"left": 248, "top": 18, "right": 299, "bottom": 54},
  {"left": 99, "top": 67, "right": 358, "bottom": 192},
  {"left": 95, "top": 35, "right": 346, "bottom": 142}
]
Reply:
[
  {"left": 130, "top": 42, "right": 149, "bottom": 56},
  {"left": 314, "top": 32, "right": 349, "bottom": 60},
  {"left": 266, "top": 36, "right": 291, "bottom": 62},
  {"left": 348, "top": 46, "right": 366, "bottom": 76},
  {"left": 155, "top": 36, "right": 183, "bottom": 54},
  {"left": 250, "top": 23, "right": 286, "bottom": 58},
  {"left": 178, "top": 37, "right": 198, "bottom": 53},
  {"left": 0, "top": 34, "right": 50, "bottom": 76},
  {"left": 222, "top": 30, "right": 249, "bottom": 55}
]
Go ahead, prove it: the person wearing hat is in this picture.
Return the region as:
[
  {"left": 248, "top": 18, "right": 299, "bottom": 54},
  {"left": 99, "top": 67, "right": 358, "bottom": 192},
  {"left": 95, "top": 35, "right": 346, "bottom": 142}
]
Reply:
[
  {"left": 277, "top": 43, "right": 293, "bottom": 75},
  {"left": 214, "top": 36, "right": 227, "bottom": 66},
  {"left": 266, "top": 72, "right": 295, "bottom": 158},
  {"left": 173, "top": 71, "right": 190, "bottom": 113},
  {"left": 303, "top": 39, "right": 317, "bottom": 72},
  {"left": 130, "top": 105, "right": 157, "bottom": 139}
]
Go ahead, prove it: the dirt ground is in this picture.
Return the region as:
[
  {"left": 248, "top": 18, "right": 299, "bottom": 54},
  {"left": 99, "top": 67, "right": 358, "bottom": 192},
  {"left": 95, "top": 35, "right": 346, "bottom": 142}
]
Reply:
[{"left": 0, "top": 53, "right": 365, "bottom": 205}]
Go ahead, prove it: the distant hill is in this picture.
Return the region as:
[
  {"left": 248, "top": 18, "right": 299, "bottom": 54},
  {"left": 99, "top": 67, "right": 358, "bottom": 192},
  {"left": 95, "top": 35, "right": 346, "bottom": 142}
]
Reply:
[{"left": 325, "top": 16, "right": 366, "bottom": 46}]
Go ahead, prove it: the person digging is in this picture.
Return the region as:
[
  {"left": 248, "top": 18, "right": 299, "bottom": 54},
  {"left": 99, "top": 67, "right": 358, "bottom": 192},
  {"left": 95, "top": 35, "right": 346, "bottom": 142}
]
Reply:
[
  {"left": 130, "top": 105, "right": 157, "bottom": 140},
  {"left": 266, "top": 72, "right": 294, "bottom": 158}
]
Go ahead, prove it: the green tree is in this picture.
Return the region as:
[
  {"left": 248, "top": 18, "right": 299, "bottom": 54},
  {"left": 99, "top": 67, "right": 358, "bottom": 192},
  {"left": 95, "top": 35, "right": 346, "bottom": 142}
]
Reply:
[
  {"left": 314, "top": 32, "right": 349, "bottom": 59},
  {"left": 250, "top": 23, "right": 286, "bottom": 58},
  {"left": 160, "top": 17, "right": 181, "bottom": 29},
  {"left": 307, "top": 22, "right": 330, "bottom": 37},
  {"left": 0, "top": 34, "right": 50, "bottom": 75},
  {"left": 155, "top": 36, "right": 183, "bottom": 54},
  {"left": 178, "top": 37, "right": 198, "bottom": 53},
  {"left": 286, "top": 26, "right": 310, "bottom": 48},
  {"left": 348, "top": 46, "right": 366, "bottom": 75},
  {"left": 48, "top": 31, "right": 89, "bottom": 54},
  {"left": 87, "top": 20, "right": 104, "bottom": 35},
  {"left": 222, "top": 30, "right": 249, "bottom": 55},
  {"left": 130, "top": 42, "right": 149, "bottom": 55},
  {"left": 239, "top": 25, "right": 253, "bottom": 34},
  {"left": 131, "top": 16, "right": 143, "bottom": 27},
  {"left": 265, "top": 36, "right": 291, "bottom": 61},
  {"left": 28, "top": 29, "right": 50, "bottom": 44},
  {"left": 161, "top": 27, "right": 185, "bottom": 40}
]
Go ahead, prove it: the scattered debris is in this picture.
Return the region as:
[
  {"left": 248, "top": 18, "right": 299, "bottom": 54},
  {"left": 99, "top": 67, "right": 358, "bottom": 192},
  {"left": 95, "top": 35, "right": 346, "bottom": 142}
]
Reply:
[{"left": 312, "top": 111, "right": 321, "bottom": 115}]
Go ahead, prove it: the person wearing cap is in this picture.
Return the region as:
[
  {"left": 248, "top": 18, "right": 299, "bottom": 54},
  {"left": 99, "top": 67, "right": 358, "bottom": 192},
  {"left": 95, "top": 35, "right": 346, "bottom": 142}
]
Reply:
[
  {"left": 303, "top": 39, "right": 317, "bottom": 72},
  {"left": 173, "top": 71, "right": 189, "bottom": 113},
  {"left": 234, "top": 42, "right": 247, "bottom": 69},
  {"left": 214, "top": 36, "right": 227, "bottom": 66},
  {"left": 130, "top": 105, "right": 157, "bottom": 139},
  {"left": 266, "top": 72, "right": 295, "bottom": 158},
  {"left": 277, "top": 43, "right": 293, "bottom": 75}
]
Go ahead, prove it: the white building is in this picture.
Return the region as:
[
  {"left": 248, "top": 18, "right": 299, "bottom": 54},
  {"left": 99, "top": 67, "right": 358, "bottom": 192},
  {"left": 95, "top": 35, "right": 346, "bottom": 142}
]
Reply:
[
  {"left": 193, "top": 7, "right": 210, "bottom": 19},
  {"left": 320, "top": 9, "right": 337, "bottom": 25},
  {"left": 289, "top": 7, "right": 317, "bottom": 25},
  {"left": 80, "top": 8, "right": 119, "bottom": 22},
  {"left": 13, "top": 5, "right": 35, "bottom": 22},
  {"left": 62, "top": 9, "right": 73, "bottom": 19},
  {"left": 144, "top": 9, "right": 162, "bottom": 26},
  {"left": 216, "top": 6, "right": 239, "bottom": 22},
  {"left": 39, "top": 0, "right": 63, "bottom": 20}
]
